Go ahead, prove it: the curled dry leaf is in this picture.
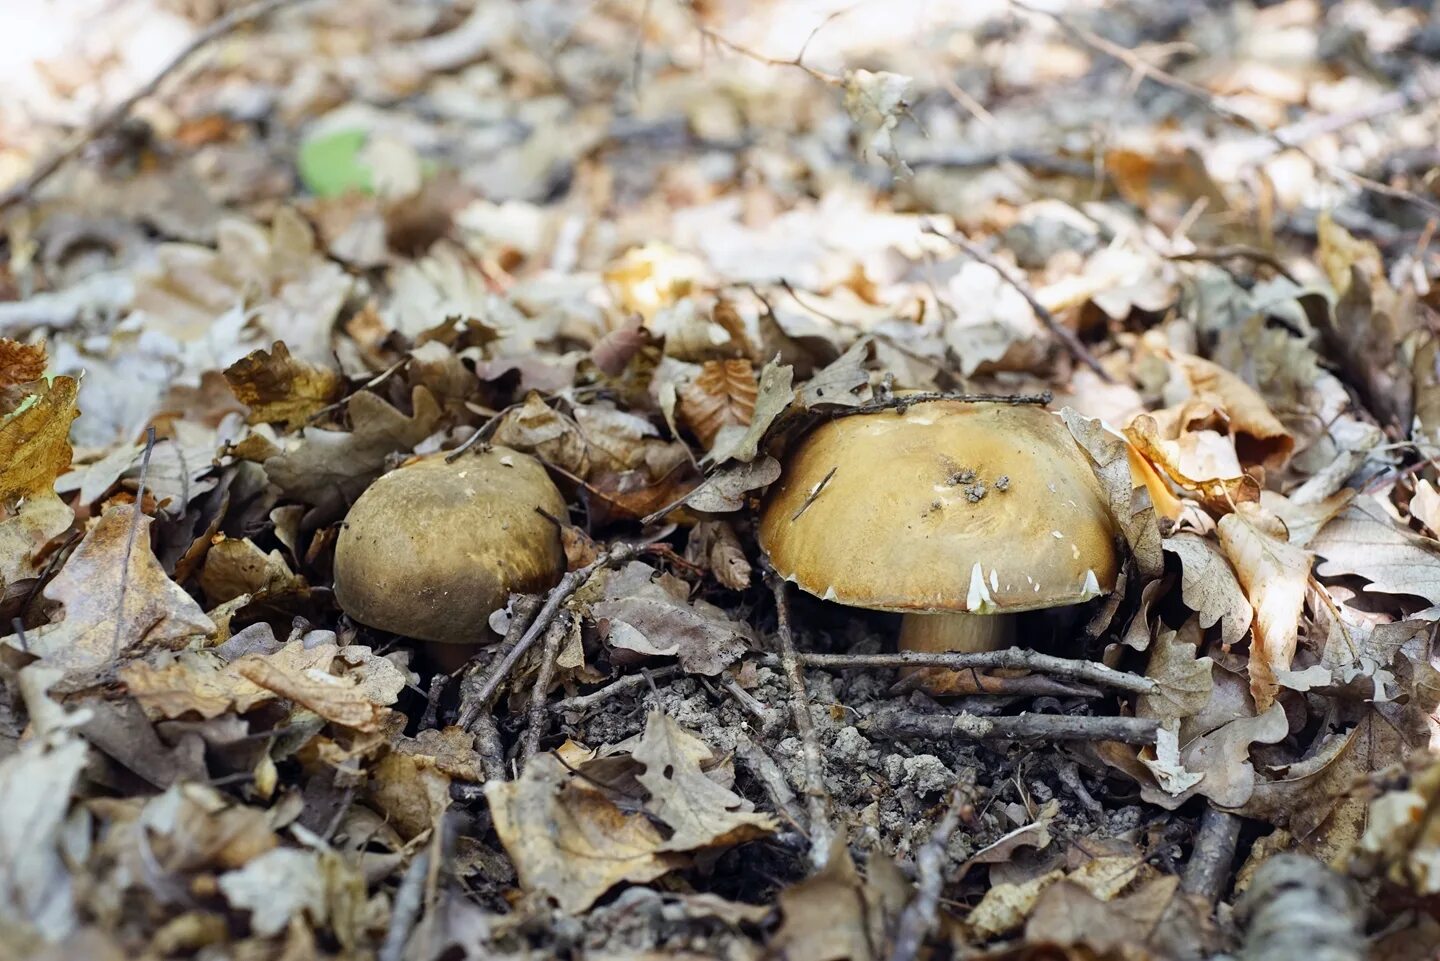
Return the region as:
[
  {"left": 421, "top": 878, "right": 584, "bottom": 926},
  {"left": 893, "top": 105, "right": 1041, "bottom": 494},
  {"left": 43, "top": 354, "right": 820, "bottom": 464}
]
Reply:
[
  {"left": 1167, "top": 352, "right": 1294, "bottom": 469},
  {"left": 233, "top": 650, "right": 392, "bottom": 733},
  {"left": 591, "top": 562, "right": 751, "bottom": 676},
  {"left": 1164, "top": 533, "right": 1251, "bottom": 645},
  {"left": 1060, "top": 409, "right": 1163, "bottom": 579},
  {"left": 682, "top": 455, "right": 782, "bottom": 515},
  {"left": 705, "top": 358, "right": 793, "bottom": 465},
  {"left": 2, "top": 504, "right": 215, "bottom": 673},
  {"left": 677, "top": 358, "right": 757, "bottom": 450},
  {"left": 222, "top": 341, "right": 343, "bottom": 431},
  {"left": 842, "top": 69, "right": 915, "bottom": 176},
  {"left": 1126, "top": 413, "right": 1259, "bottom": 516},
  {"left": 1217, "top": 502, "right": 1313, "bottom": 711},
  {"left": 684, "top": 519, "right": 752, "bottom": 589}
]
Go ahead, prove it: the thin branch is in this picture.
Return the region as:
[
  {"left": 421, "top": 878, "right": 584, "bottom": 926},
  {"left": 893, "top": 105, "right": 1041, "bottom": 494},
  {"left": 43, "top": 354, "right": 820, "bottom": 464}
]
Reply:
[
  {"left": 0, "top": 0, "right": 312, "bottom": 211},
  {"left": 379, "top": 847, "right": 432, "bottom": 961},
  {"left": 768, "top": 571, "right": 835, "bottom": 871},
  {"left": 697, "top": 25, "right": 840, "bottom": 85},
  {"left": 454, "top": 594, "right": 541, "bottom": 735},
  {"left": 773, "top": 649, "right": 1157, "bottom": 695},
  {"left": 926, "top": 225, "right": 1113, "bottom": 382},
  {"left": 550, "top": 665, "right": 682, "bottom": 714},
  {"left": 864, "top": 710, "right": 1158, "bottom": 744},
  {"left": 1167, "top": 246, "right": 1299, "bottom": 284},
  {"left": 735, "top": 733, "right": 809, "bottom": 835},
  {"left": 831, "top": 390, "right": 1053, "bottom": 421},
  {"left": 521, "top": 612, "right": 571, "bottom": 766},
  {"left": 111, "top": 427, "right": 156, "bottom": 661},
  {"left": 889, "top": 785, "right": 970, "bottom": 961},
  {"left": 458, "top": 544, "right": 641, "bottom": 731}
]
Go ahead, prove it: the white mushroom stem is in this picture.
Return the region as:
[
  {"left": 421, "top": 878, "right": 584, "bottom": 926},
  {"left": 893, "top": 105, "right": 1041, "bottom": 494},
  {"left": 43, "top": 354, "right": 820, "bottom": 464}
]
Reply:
[{"left": 899, "top": 612, "right": 1015, "bottom": 654}]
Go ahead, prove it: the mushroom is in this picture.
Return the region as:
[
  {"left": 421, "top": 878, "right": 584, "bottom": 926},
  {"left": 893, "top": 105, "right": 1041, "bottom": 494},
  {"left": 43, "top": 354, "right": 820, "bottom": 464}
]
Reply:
[
  {"left": 758, "top": 400, "right": 1119, "bottom": 656},
  {"left": 334, "top": 447, "right": 567, "bottom": 658}
]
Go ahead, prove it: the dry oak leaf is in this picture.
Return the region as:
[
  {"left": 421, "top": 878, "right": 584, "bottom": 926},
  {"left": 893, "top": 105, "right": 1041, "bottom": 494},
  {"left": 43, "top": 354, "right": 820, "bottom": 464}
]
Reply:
[
  {"left": 1125, "top": 413, "right": 1259, "bottom": 516},
  {"left": 485, "top": 752, "right": 685, "bottom": 914},
  {"left": 232, "top": 643, "right": 399, "bottom": 733},
  {"left": 0, "top": 492, "right": 73, "bottom": 589},
  {"left": 682, "top": 455, "right": 782, "bottom": 515},
  {"left": 198, "top": 535, "right": 305, "bottom": 606},
  {"left": 223, "top": 340, "right": 343, "bottom": 431},
  {"left": 1164, "top": 533, "right": 1251, "bottom": 645},
  {"left": 0, "top": 338, "right": 48, "bottom": 407},
  {"left": 771, "top": 837, "right": 905, "bottom": 961},
  {"left": 1217, "top": 503, "right": 1312, "bottom": 712},
  {"left": 0, "top": 375, "right": 79, "bottom": 504},
  {"left": 1168, "top": 353, "right": 1294, "bottom": 468},
  {"left": 1061, "top": 409, "right": 1163, "bottom": 579},
  {"left": 1137, "top": 622, "right": 1214, "bottom": 725},
  {"left": 633, "top": 711, "right": 775, "bottom": 851},
  {"left": 678, "top": 359, "right": 757, "bottom": 450},
  {"left": 592, "top": 562, "right": 752, "bottom": 676},
  {"left": 704, "top": 357, "right": 794, "bottom": 466},
  {"left": 1312, "top": 495, "right": 1440, "bottom": 605},
  {"left": 683, "top": 519, "right": 751, "bottom": 589},
  {"left": 263, "top": 386, "right": 441, "bottom": 524},
  {"left": 1, "top": 504, "right": 214, "bottom": 673}
]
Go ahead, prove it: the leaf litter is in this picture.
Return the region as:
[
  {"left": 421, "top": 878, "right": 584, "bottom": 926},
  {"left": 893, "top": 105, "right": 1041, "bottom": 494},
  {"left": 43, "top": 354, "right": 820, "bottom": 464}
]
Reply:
[{"left": 1, "top": 0, "right": 1440, "bottom": 958}]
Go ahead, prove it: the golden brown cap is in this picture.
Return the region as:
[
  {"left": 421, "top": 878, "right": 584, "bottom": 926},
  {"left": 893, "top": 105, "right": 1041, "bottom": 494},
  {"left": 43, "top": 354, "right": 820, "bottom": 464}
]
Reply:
[
  {"left": 758, "top": 402, "right": 1119, "bottom": 614},
  {"left": 334, "top": 447, "right": 567, "bottom": 644}
]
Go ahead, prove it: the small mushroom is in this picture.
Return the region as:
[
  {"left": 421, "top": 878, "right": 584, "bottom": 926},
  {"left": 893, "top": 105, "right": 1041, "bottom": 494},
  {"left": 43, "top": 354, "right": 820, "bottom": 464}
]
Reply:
[
  {"left": 334, "top": 447, "right": 567, "bottom": 653},
  {"left": 758, "top": 401, "right": 1119, "bottom": 656}
]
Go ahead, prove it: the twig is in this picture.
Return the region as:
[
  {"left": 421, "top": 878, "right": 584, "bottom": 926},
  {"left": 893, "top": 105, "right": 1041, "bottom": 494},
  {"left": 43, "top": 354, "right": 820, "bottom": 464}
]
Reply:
[
  {"left": 926, "top": 225, "right": 1113, "bottom": 382},
  {"left": 1235, "top": 854, "right": 1364, "bottom": 961},
  {"left": 111, "top": 427, "right": 156, "bottom": 662},
  {"left": 864, "top": 710, "right": 1158, "bottom": 744},
  {"left": 1167, "top": 246, "right": 1299, "bottom": 284},
  {"left": 1182, "top": 806, "right": 1242, "bottom": 904},
  {"left": 768, "top": 572, "right": 834, "bottom": 871},
  {"left": 379, "top": 847, "right": 432, "bottom": 961},
  {"left": 889, "top": 785, "right": 969, "bottom": 961},
  {"left": 790, "top": 466, "right": 837, "bottom": 521},
  {"left": 768, "top": 649, "right": 1157, "bottom": 695},
  {"left": 735, "top": 733, "right": 809, "bottom": 835},
  {"left": 831, "top": 390, "right": 1053, "bottom": 421},
  {"left": 0, "top": 0, "right": 311, "bottom": 211},
  {"left": 458, "top": 545, "right": 640, "bottom": 730},
  {"left": 521, "top": 613, "right": 571, "bottom": 766},
  {"left": 719, "top": 675, "right": 774, "bottom": 731},
  {"left": 418, "top": 673, "right": 447, "bottom": 731},
  {"left": 550, "top": 665, "right": 682, "bottom": 714},
  {"left": 697, "top": 25, "right": 840, "bottom": 85}
]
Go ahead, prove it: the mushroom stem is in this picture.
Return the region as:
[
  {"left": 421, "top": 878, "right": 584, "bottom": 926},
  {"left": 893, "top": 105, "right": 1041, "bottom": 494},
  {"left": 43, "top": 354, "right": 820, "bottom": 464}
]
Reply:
[{"left": 899, "top": 612, "right": 1014, "bottom": 654}]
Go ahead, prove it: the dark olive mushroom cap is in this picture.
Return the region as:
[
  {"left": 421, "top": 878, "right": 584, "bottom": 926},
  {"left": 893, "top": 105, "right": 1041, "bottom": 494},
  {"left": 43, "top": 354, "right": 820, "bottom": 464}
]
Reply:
[
  {"left": 334, "top": 447, "right": 566, "bottom": 644},
  {"left": 758, "top": 401, "right": 1119, "bottom": 614}
]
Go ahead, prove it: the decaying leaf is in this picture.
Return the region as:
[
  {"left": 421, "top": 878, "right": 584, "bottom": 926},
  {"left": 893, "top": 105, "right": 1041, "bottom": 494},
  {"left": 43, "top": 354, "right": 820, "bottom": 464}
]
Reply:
[
  {"left": 681, "top": 455, "right": 782, "bottom": 515},
  {"left": 0, "top": 374, "right": 80, "bottom": 504},
  {"left": 1137, "top": 622, "right": 1214, "bottom": 724},
  {"left": 705, "top": 358, "right": 793, "bottom": 465},
  {"left": 2, "top": 504, "right": 215, "bottom": 673},
  {"left": 592, "top": 562, "right": 751, "bottom": 675},
  {"left": 632, "top": 711, "right": 775, "bottom": 851},
  {"left": 234, "top": 650, "right": 390, "bottom": 732},
  {"left": 1060, "top": 408, "right": 1163, "bottom": 579},
  {"left": 1352, "top": 757, "right": 1440, "bottom": 894},
  {"left": 1312, "top": 495, "right": 1440, "bottom": 605},
  {"left": 771, "top": 838, "right": 906, "bottom": 961},
  {"left": 1217, "top": 502, "right": 1313, "bottom": 710},
  {"left": 0, "top": 491, "right": 73, "bottom": 589},
  {"left": 843, "top": 69, "right": 915, "bottom": 175},
  {"left": 223, "top": 340, "right": 343, "bottom": 430},
  {"left": 485, "top": 753, "right": 684, "bottom": 914},
  {"left": 684, "top": 519, "right": 752, "bottom": 589}
]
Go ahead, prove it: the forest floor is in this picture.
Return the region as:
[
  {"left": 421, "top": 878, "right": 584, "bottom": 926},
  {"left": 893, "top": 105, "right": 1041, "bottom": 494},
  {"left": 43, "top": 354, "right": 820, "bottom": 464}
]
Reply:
[{"left": 2, "top": 0, "right": 1440, "bottom": 959}]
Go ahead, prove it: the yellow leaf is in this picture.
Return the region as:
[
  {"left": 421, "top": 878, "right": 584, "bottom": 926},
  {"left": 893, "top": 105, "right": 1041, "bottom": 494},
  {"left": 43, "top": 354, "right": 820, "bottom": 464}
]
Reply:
[
  {"left": 223, "top": 341, "right": 342, "bottom": 431},
  {"left": 0, "top": 375, "right": 79, "bottom": 503}
]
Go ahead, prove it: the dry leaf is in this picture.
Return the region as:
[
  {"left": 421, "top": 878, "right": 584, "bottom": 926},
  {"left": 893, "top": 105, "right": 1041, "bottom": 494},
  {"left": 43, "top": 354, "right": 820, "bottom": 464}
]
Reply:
[
  {"left": 682, "top": 456, "right": 781, "bottom": 515},
  {"left": 843, "top": 69, "right": 915, "bottom": 175},
  {"left": 1217, "top": 503, "right": 1313, "bottom": 711},
  {"left": 1312, "top": 495, "right": 1440, "bottom": 605},
  {"left": 632, "top": 711, "right": 775, "bottom": 851},
  {"left": 485, "top": 753, "right": 685, "bottom": 914},
  {"left": 704, "top": 358, "right": 793, "bottom": 465},
  {"left": 772, "top": 839, "right": 899, "bottom": 961},
  {"left": 0, "top": 375, "right": 79, "bottom": 504},
  {"left": 1137, "top": 622, "right": 1214, "bottom": 724},
  {"left": 223, "top": 341, "right": 343, "bottom": 431},
  {"left": 1126, "top": 413, "right": 1259, "bottom": 515},
  {"left": 1164, "top": 534, "right": 1251, "bottom": 645},
  {"left": 263, "top": 386, "right": 441, "bottom": 524},
  {"left": 234, "top": 651, "right": 390, "bottom": 732},
  {"left": 677, "top": 359, "right": 757, "bottom": 449},
  {"left": 684, "top": 519, "right": 751, "bottom": 589},
  {"left": 1410, "top": 480, "right": 1440, "bottom": 537},
  {"left": 1169, "top": 353, "right": 1294, "bottom": 468},
  {"left": 3, "top": 504, "right": 214, "bottom": 673},
  {"left": 592, "top": 562, "right": 751, "bottom": 675},
  {"left": 1060, "top": 409, "right": 1163, "bottom": 579},
  {"left": 0, "top": 492, "right": 73, "bottom": 589}
]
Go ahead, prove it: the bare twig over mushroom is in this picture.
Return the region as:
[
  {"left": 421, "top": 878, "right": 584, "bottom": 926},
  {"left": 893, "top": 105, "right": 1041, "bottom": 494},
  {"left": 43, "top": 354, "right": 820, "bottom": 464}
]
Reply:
[
  {"left": 864, "top": 710, "right": 1158, "bottom": 744},
  {"left": 772, "top": 650, "right": 1156, "bottom": 695},
  {"left": 768, "top": 571, "right": 835, "bottom": 871},
  {"left": 889, "top": 784, "right": 972, "bottom": 961}
]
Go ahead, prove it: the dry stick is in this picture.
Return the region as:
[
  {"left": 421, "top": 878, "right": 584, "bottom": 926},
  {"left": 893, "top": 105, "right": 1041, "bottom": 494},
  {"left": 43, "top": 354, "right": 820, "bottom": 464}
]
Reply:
[
  {"left": 458, "top": 544, "right": 641, "bottom": 731},
  {"left": 1167, "top": 246, "right": 1299, "bottom": 285},
  {"left": 520, "top": 612, "right": 571, "bottom": 766},
  {"left": 111, "top": 427, "right": 157, "bottom": 662},
  {"left": 1010, "top": 0, "right": 1440, "bottom": 221},
  {"left": 888, "top": 785, "right": 969, "bottom": 961},
  {"left": 926, "top": 226, "right": 1112, "bottom": 382},
  {"left": 379, "top": 846, "right": 432, "bottom": 961},
  {"left": 774, "top": 649, "right": 1157, "bottom": 696},
  {"left": 735, "top": 734, "right": 809, "bottom": 835},
  {"left": 831, "top": 390, "right": 1053, "bottom": 420},
  {"left": 1182, "top": 806, "right": 1243, "bottom": 904},
  {"left": 550, "top": 665, "right": 682, "bottom": 714},
  {"left": 865, "top": 710, "right": 1157, "bottom": 744},
  {"left": 768, "top": 572, "right": 835, "bottom": 872},
  {"left": 0, "top": 0, "right": 311, "bottom": 211}
]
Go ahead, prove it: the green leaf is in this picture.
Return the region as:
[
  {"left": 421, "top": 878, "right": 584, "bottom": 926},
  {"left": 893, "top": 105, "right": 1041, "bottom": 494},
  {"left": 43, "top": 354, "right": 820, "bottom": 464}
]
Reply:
[{"left": 297, "top": 129, "right": 372, "bottom": 198}]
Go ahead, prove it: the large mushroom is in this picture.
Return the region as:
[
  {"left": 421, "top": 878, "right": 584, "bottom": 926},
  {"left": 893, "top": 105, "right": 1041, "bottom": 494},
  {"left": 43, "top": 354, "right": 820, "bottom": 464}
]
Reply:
[
  {"left": 334, "top": 447, "right": 567, "bottom": 659},
  {"left": 758, "top": 400, "right": 1119, "bottom": 656}
]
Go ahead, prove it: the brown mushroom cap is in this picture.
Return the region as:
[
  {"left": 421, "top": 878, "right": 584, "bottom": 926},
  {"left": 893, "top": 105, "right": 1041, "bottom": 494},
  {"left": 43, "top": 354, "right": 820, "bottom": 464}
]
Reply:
[
  {"left": 758, "top": 401, "right": 1119, "bottom": 615},
  {"left": 334, "top": 447, "right": 567, "bottom": 644}
]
